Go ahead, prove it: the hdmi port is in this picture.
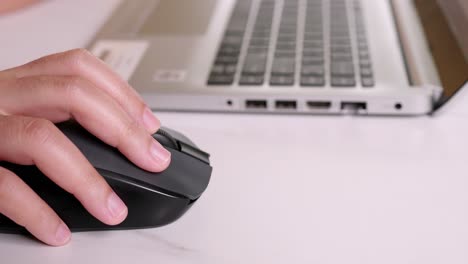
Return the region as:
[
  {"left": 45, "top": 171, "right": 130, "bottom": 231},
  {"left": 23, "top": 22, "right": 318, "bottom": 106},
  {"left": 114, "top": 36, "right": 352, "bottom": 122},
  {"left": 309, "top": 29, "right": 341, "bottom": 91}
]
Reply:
[
  {"left": 306, "top": 101, "right": 331, "bottom": 110},
  {"left": 246, "top": 100, "right": 267, "bottom": 109}
]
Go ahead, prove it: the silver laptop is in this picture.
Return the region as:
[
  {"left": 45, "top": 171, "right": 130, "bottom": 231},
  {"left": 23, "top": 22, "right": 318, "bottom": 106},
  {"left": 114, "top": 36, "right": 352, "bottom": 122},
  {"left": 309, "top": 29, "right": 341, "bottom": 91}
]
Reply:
[{"left": 88, "top": 0, "right": 468, "bottom": 115}]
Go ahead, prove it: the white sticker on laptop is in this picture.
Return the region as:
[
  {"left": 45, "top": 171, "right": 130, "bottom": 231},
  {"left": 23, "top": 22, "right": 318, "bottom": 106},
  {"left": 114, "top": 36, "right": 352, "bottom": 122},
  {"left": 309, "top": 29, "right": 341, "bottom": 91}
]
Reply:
[{"left": 90, "top": 40, "right": 149, "bottom": 81}]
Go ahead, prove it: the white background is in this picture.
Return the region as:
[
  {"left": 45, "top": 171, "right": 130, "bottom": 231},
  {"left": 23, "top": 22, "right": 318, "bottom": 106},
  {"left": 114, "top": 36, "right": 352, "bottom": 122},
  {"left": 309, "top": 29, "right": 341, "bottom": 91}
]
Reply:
[{"left": 1, "top": 1, "right": 468, "bottom": 263}]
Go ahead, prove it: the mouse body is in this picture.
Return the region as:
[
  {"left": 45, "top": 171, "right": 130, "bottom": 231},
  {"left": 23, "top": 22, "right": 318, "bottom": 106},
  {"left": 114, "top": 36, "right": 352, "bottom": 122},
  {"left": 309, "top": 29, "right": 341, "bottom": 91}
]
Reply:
[{"left": 0, "top": 121, "right": 212, "bottom": 233}]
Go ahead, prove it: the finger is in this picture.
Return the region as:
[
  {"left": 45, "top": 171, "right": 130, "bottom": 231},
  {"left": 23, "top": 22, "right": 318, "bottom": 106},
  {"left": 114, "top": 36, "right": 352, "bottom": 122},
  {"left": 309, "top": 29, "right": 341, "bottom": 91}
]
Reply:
[
  {"left": 0, "top": 116, "right": 128, "bottom": 227},
  {"left": 0, "top": 167, "right": 71, "bottom": 246},
  {"left": 2, "top": 48, "right": 160, "bottom": 133},
  {"left": 0, "top": 76, "right": 171, "bottom": 172}
]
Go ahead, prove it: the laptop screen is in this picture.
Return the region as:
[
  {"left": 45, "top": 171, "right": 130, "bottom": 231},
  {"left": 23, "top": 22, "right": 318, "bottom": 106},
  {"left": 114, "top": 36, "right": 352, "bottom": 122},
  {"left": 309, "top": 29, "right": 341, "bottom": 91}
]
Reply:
[
  {"left": 414, "top": 0, "right": 468, "bottom": 99},
  {"left": 439, "top": 0, "right": 468, "bottom": 61}
]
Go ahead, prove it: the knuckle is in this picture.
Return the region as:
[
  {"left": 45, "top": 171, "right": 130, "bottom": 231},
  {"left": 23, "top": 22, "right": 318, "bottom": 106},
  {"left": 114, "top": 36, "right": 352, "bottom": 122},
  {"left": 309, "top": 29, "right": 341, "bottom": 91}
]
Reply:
[
  {"left": 22, "top": 118, "right": 56, "bottom": 146},
  {"left": 62, "top": 76, "right": 91, "bottom": 102},
  {"left": 61, "top": 77, "right": 98, "bottom": 111},
  {"left": 67, "top": 48, "right": 92, "bottom": 62},
  {"left": 64, "top": 48, "right": 93, "bottom": 70},
  {"left": 63, "top": 76, "right": 85, "bottom": 95}
]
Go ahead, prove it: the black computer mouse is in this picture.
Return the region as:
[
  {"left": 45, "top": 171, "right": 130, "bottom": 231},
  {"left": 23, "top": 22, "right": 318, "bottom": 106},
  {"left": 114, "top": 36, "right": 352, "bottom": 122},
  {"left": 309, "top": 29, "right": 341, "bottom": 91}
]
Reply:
[{"left": 0, "top": 121, "right": 212, "bottom": 233}]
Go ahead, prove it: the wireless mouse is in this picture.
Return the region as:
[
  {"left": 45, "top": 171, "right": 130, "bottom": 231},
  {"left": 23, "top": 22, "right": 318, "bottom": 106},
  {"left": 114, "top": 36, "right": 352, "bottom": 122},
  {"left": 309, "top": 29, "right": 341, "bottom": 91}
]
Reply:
[{"left": 0, "top": 121, "right": 212, "bottom": 233}]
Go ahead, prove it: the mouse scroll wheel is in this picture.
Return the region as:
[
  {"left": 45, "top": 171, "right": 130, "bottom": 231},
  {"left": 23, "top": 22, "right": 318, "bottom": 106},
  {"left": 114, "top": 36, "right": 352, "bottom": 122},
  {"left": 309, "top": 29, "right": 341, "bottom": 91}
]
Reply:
[{"left": 153, "top": 129, "right": 180, "bottom": 150}]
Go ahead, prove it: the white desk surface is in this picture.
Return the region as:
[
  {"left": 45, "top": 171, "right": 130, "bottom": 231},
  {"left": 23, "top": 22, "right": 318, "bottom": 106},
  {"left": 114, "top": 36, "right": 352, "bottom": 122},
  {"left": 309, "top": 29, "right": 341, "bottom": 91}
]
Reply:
[{"left": 1, "top": 1, "right": 468, "bottom": 263}]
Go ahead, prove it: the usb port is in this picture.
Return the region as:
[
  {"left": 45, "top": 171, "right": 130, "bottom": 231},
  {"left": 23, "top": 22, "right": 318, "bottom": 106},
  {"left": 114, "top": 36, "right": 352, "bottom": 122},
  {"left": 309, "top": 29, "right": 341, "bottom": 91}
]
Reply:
[
  {"left": 275, "top": 100, "right": 297, "bottom": 110},
  {"left": 306, "top": 101, "right": 331, "bottom": 110},
  {"left": 341, "top": 102, "right": 367, "bottom": 110},
  {"left": 340, "top": 102, "right": 367, "bottom": 114},
  {"left": 246, "top": 100, "right": 267, "bottom": 109}
]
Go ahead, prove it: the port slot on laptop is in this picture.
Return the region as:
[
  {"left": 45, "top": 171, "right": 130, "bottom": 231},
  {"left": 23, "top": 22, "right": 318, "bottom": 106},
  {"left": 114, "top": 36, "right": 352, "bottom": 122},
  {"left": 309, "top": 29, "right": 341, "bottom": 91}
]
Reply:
[
  {"left": 341, "top": 102, "right": 367, "bottom": 110},
  {"left": 275, "top": 100, "right": 297, "bottom": 110},
  {"left": 340, "top": 102, "right": 367, "bottom": 114},
  {"left": 306, "top": 101, "right": 331, "bottom": 110},
  {"left": 245, "top": 100, "right": 267, "bottom": 109}
]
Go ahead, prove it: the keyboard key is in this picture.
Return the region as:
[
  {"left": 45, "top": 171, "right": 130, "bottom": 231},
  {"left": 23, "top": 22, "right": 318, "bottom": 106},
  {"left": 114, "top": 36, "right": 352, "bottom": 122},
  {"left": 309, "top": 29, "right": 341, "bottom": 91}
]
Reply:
[
  {"left": 219, "top": 49, "right": 240, "bottom": 57},
  {"left": 271, "top": 59, "right": 295, "bottom": 76},
  {"left": 358, "top": 50, "right": 369, "bottom": 57},
  {"left": 303, "top": 50, "right": 323, "bottom": 57},
  {"left": 331, "top": 46, "right": 352, "bottom": 53},
  {"left": 360, "top": 67, "right": 373, "bottom": 77},
  {"left": 330, "top": 38, "right": 350, "bottom": 45},
  {"left": 304, "top": 32, "right": 323, "bottom": 40},
  {"left": 301, "top": 76, "right": 325, "bottom": 86},
  {"left": 253, "top": 31, "right": 272, "bottom": 38},
  {"left": 270, "top": 76, "right": 294, "bottom": 86},
  {"left": 362, "top": 77, "right": 375, "bottom": 87},
  {"left": 358, "top": 42, "right": 368, "bottom": 49},
  {"left": 225, "top": 30, "right": 243, "bottom": 37},
  {"left": 359, "top": 59, "right": 371, "bottom": 67},
  {"left": 216, "top": 56, "right": 238, "bottom": 64},
  {"left": 303, "top": 41, "right": 323, "bottom": 49},
  {"left": 331, "top": 53, "right": 353, "bottom": 61},
  {"left": 277, "top": 36, "right": 297, "bottom": 42},
  {"left": 211, "top": 64, "right": 224, "bottom": 75},
  {"left": 222, "top": 36, "right": 243, "bottom": 46},
  {"left": 301, "top": 65, "right": 324, "bottom": 76},
  {"left": 275, "top": 51, "right": 296, "bottom": 58},
  {"left": 331, "top": 62, "right": 354, "bottom": 76},
  {"left": 303, "top": 41, "right": 323, "bottom": 50},
  {"left": 276, "top": 42, "right": 297, "bottom": 51},
  {"left": 302, "top": 57, "right": 324, "bottom": 65},
  {"left": 303, "top": 47, "right": 324, "bottom": 54},
  {"left": 208, "top": 74, "right": 234, "bottom": 85},
  {"left": 242, "top": 62, "right": 266, "bottom": 75},
  {"left": 220, "top": 45, "right": 241, "bottom": 54},
  {"left": 209, "top": 63, "right": 236, "bottom": 76},
  {"left": 250, "top": 38, "right": 270, "bottom": 46},
  {"left": 245, "top": 52, "right": 268, "bottom": 60},
  {"left": 239, "top": 75, "right": 264, "bottom": 85},
  {"left": 225, "top": 64, "right": 237, "bottom": 75},
  {"left": 247, "top": 47, "right": 268, "bottom": 54},
  {"left": 272, "top": 57, "right": 296, "bottom": 69},
  {"left": 331, "top": 77, "right": 356, "bottom": 87}
]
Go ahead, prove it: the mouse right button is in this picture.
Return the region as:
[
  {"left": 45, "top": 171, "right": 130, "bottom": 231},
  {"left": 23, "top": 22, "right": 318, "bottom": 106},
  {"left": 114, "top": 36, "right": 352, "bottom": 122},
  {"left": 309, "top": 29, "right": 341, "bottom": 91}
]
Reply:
[{"left": 179, "top": 141, "right": 210, "bottom": 164}]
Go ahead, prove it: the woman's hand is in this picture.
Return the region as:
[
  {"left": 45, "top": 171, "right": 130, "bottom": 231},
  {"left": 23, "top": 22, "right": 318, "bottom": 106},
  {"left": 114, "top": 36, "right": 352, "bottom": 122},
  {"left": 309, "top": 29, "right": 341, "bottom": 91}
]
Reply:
[
  {"left": 0, "top": 0, "right": 39, "bottom": 14},
  {"left": 0, "top": 49, "right": 171, "bottom": 246}
]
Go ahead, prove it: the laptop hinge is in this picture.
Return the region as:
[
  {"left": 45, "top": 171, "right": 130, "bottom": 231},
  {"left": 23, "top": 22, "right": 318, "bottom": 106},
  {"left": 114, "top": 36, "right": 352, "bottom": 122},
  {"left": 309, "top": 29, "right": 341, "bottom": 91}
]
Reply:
[{"left": 432, "top": 81, "right": 468, "bottom": 116}]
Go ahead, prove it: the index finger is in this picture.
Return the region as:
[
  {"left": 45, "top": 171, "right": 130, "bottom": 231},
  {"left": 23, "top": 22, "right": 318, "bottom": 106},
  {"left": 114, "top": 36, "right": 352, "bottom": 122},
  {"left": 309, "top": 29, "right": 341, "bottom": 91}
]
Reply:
[{"left": 3, "top": 49, "right": 160, "bottom": 134}]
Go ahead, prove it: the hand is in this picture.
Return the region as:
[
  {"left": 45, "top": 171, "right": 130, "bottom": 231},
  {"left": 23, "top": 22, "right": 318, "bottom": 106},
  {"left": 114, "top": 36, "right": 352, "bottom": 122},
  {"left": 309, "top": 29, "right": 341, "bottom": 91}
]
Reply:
[
  {"left": 0, "top": 49, "right": 171, "bottom": 246},
  {"left": 0, "top": 0, "right": 39, "bottom": 14}
]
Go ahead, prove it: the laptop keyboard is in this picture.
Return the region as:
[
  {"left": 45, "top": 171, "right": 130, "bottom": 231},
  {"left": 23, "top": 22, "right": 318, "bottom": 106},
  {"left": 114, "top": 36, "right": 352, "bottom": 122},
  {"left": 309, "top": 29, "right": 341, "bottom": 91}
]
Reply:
[{"left": 207, "top": 0, "right": 374, "bottom": 88}]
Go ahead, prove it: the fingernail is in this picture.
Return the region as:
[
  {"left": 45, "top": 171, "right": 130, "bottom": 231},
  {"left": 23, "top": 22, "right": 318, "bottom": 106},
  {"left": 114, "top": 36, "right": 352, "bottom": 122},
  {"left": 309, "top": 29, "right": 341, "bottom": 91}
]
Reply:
[
  {"left": 107, "top": 192, "right": 127, "bottom": 219},
  {"left": 150, "top": 140, "right": 171, "bottom": 166},
  {"left": 55, "top": 223, "right": 71, "bottom": 244},
  {"left": 142, "top": 107, "right": 160, "bottom": 133}
]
